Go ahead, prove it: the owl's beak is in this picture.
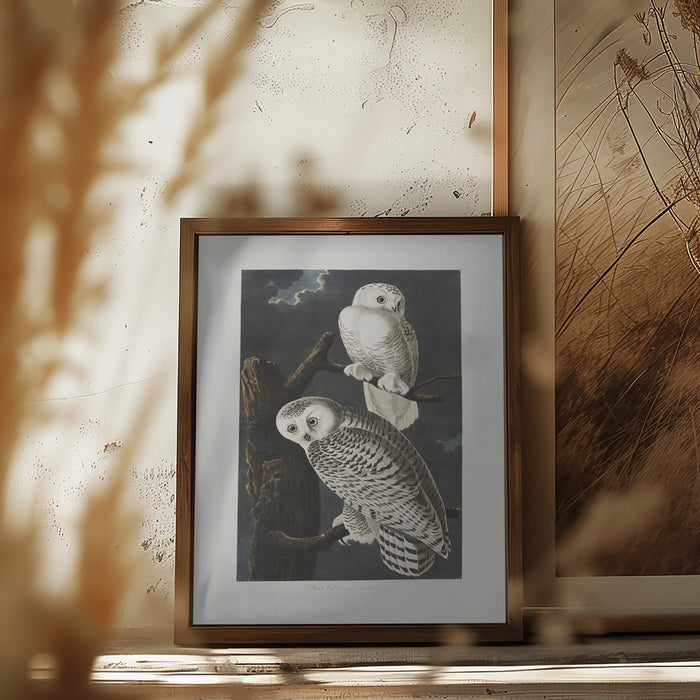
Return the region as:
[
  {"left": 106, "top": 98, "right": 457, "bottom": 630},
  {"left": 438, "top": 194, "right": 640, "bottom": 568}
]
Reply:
[{"left": 303, "top": 433, "right": 311, "bottom": 442}]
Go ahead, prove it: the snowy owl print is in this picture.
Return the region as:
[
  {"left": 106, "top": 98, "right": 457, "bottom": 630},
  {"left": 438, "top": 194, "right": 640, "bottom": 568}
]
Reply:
[
  {"left": 237, "top": 268, "right": 462, "bottom": 581},
  {"left": 276, "top": 396, "right": 451, "bottom": 577},
  {"left": 338, "top": 282, "right": 419, "bottom": 430}
]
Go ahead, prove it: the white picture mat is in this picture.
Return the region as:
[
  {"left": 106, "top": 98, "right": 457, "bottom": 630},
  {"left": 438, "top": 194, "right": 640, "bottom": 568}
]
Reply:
[{"left": 192, "top": 234, "right": 507, "bottom": 625}]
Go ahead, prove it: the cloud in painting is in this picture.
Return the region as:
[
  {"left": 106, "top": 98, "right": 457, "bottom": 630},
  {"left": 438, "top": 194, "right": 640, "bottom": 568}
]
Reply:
[
  {"left": 437, "top": 433, "right": 462, "bottom": 453},
  {"left": 267, "top": 270, "right": 330, "bottom": 305}
]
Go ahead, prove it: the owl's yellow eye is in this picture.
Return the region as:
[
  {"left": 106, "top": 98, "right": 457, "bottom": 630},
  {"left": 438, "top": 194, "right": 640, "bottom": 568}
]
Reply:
[
  {"left": 307, "top": 417, "right": 318, "bottom": 426},
  {"left": 396, "top": 300, "right": 402, "bottom": 308},
  {"left": 376, "top": 295, "right": 386, "bottom": 304},
  {"left": 287, "top": 424, "right": 297, "bottom": 433}
]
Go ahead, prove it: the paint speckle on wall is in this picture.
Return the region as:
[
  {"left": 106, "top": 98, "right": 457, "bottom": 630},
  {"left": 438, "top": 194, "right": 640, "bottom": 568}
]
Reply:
[
  {"left": 103, "top": 441, "right": 123, "bottom": 454},
  {"left": 131, "top": 459, "right": 177, "bottom": 586}
]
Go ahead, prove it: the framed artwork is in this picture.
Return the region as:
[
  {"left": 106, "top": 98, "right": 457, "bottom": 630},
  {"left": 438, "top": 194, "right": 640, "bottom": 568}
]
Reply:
[
  {"left": 122, "top": 0, "right": 507, "bottom": 217},
  {"left": 550, "top": 0, "right": 700, "bottom": 629},
  {"left": 175, "top": 217, "right": 521, "bottom": 645}
]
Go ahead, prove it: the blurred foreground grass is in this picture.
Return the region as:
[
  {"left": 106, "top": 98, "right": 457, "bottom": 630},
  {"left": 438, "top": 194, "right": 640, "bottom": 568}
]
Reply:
[{"left": 0, "top": 1, "right": 271, "bottom": 696}]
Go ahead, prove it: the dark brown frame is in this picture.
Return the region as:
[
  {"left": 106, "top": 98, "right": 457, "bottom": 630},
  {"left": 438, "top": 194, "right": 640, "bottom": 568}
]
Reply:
[{"left": 175, "top": 217, "right": 521, "bottom": 646}]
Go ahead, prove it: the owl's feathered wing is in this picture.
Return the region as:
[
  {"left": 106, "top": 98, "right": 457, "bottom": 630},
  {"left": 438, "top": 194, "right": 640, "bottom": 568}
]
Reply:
[
  {"left": 308, "top": 408, "right": 450, "bottom": 577},
  {"left": 339, "top": 306, "right": 419, "bottom": 430}
]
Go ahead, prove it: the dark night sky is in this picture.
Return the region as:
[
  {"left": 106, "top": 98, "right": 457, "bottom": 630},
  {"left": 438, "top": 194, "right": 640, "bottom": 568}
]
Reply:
[{"left": 237, "top": 269, "right": 463, "bottom": 581}]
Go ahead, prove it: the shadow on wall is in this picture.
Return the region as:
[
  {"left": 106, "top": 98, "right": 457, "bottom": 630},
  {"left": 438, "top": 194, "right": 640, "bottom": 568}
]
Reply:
[{"left": 0, "top": 1, "right": 287, "bottom": 696}]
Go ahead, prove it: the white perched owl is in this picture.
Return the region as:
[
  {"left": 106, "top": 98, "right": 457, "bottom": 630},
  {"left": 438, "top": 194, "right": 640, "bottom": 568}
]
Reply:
[
  {"left": 338, "top": 282, "right": 419, "bottom": 430},
  {"left": 275, "top": 396, "right": 451, "bottom": 577}
]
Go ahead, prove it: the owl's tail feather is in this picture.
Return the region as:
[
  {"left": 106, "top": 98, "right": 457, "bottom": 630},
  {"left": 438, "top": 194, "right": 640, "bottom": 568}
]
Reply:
[
  {"left": 364, "top": 383, "right": 418, "bottom": 430},
  {"left": 378, "top": 525, "right": 435, "bottom": 577}
]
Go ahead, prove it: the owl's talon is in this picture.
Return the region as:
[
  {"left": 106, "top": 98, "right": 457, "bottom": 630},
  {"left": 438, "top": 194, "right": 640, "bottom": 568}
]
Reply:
[
  {"left": 344, "top": 363, "right": 373, "bottom": 383},
  {"left": 332, "top": 514, "right": 351, "bottom": 545},
  {"left": 378, "top": 371, "right": 410, "bottom": 395}
]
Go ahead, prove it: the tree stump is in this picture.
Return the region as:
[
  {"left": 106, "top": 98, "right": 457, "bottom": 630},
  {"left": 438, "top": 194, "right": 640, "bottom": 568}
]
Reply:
[{"left": 241, "top": 334, "right": 338, "bottom": 580}]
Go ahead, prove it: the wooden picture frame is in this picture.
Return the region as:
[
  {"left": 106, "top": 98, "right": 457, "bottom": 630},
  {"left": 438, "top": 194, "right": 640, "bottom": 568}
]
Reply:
[
  {"left": 175, "top": 217, "right": 521, "bottom": 646},
  {"left": 542, "top": 0, "right": 700, "bottom": 633}
]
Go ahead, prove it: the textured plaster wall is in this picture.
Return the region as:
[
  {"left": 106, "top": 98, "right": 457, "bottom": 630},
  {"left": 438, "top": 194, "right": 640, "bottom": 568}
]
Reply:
[{"left": 9, "top": 0, "right": 511, "bottom": 632}]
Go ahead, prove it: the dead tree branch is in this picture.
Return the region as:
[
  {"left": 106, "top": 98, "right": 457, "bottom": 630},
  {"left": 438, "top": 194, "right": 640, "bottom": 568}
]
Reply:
[
  {"left": 284, "top": 331, "right": 338, "bottom": 396},
  {"left": 267, "top": 507, "right": 462, "bottom": 554},
  {"left": 267, "top": 524, "right": 349, "bottom": 553}
]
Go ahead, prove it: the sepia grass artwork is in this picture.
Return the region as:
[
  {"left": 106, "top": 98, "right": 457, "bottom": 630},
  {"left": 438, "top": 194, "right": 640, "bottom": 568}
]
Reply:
[{"left": 556, "top": 0, "right": 700, "bottom": 576}]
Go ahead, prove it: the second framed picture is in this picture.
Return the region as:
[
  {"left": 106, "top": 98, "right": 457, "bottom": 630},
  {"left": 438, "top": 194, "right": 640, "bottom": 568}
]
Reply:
[{"left": 176, "top": 217, "right": 521, "bottom": 645}]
